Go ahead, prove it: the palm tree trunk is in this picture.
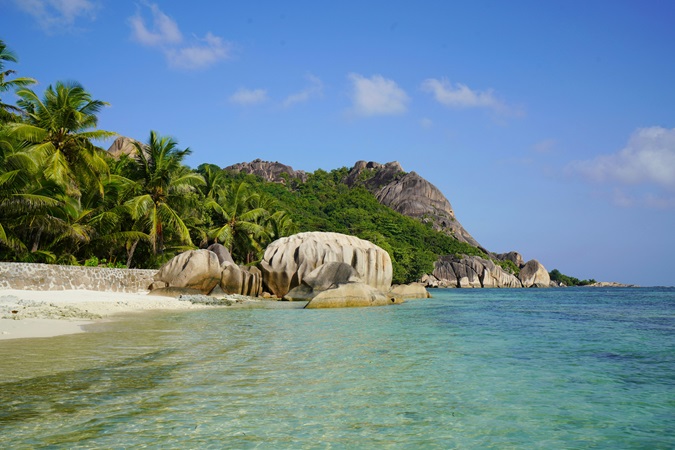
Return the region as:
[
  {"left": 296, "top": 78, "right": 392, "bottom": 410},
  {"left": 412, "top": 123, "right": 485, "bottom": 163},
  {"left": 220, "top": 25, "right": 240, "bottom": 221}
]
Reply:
[
  {"left": 31, "top": 226, "right": 43, "bottom": 252},
  {"left": 126, "top": 239, "right": 139, "bottom": 268}
]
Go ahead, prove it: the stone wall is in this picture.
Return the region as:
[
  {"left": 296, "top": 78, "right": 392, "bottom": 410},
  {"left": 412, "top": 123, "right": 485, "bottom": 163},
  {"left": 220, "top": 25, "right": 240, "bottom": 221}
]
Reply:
[{"left": 0, "top": 262, "right": 157, "bottom": 293}]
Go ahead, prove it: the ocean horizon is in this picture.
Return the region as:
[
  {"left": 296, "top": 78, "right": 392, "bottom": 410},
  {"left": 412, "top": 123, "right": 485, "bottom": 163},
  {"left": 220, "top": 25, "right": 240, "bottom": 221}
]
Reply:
[{"left": 1, "top": 287, "right": 673, "bottom": 448}]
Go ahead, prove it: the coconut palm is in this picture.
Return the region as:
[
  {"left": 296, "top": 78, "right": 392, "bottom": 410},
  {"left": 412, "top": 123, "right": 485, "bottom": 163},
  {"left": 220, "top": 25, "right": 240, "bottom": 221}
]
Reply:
[
  {"left": 0, "top": 40, "right": 36, "bottom": 122},
  {"left": 125, "top": 131, "right": 204, "bottom": 262},
  {"left": 9, "top": 81, "right": 115, "bottom": 197},
  {"left": 206, "top": 180, "right": 270, "bottom": 263}
]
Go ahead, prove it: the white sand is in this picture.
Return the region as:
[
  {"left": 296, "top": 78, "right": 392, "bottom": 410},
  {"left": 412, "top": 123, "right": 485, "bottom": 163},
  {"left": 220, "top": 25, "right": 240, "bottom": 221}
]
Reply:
[{"left": 0, "top": 289, "right": 213, "bottom": 341}]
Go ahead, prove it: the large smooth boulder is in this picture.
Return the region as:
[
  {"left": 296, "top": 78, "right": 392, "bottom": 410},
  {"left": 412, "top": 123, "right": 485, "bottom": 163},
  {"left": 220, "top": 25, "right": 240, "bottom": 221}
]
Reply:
[
  {"left": 220, "top": 262, "right": 262, "bottom": 296},
  {"left": 260, "top": 232, "right": 393, "bottom": 298},
  {"left": 154, "top": 249, "right": 222, "bottom": 294},
  {"left": 389, "top": 283, "right": 431, "bottom": 299},
  {"left": 207, "top": 243, "right": 235, "bottom": 265},
  {"left": 518, "top": 260, "right": 551, "bottom": 288},
  {"left": 304, "top": 283, "right": 402, "bottom": 309},
  {"left": 283, "top": 262, "right": 362, "bottom": 301}
]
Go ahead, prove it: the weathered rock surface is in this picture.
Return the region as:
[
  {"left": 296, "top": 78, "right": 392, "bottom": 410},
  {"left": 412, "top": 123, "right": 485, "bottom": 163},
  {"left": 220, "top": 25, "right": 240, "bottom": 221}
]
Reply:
[
  {"left": 154, "top": 249, "right": 222, "bottom": 294},
  {"left": 304, "top": 283, "right": 401, "bottom": 309},
  {"left": 345, "top": 161, "right": 483, "bottom": 249},
  {"left": 207, "top": 243, "right": 235, "bottom": 265},
  {"left": 389, "top": 283, "right": 431, "bottom": 299},
  {"left": 107, "top": 136, "right": 143, "bottom": 159},
  {"left": 518, "top": 259, "right": 551, "bottom": 288},
  {"left": 220, "top": 262, "right": 262, "bottom": 296},
  {"left": 224, "top": 158, "right": 307, "bottom": 183},
  {"left": 493, "top": 251, "right": 524, "bottom": 267},
  {"left": 283, "top": 262, "right": 361, "bottom": 301},
  {"left": 260, "top": 232, "right": 393, "bottom": 298},
  {"left": 431, "top": 255, "right": 522, "bottom": 288}
]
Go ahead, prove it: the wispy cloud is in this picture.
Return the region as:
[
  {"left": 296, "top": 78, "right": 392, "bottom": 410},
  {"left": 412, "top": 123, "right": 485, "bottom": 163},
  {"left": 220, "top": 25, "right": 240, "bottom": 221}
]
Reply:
[
  {"left": 128, "top": 2, "right": 181, "bottom": 46},
  {"left": 348, "top": 73, "right": 409, "bottom": 117},
  {"left": 13, "top": 0, "right": 99, "bottom": 32},
  {"left": 229, "top": 88, "right": 268, "bottom": 106},
  {"left": 421, "top": 78, "right": 517, "bottom": 115},
  {"left": 283, "top": 74, "right": 323, "bottom": 108},
  {"left": 128, "top": 2, "right": 232, "bottom": 70},
  {"left": 566, "top": 126, "right": 675, "bottom": 208}
]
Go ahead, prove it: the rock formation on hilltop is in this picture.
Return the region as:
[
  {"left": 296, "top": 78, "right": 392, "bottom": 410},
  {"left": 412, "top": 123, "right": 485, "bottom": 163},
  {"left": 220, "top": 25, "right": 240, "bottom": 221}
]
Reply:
[
  {"left": 222, "top": 158, "right": 552, "bottom": 288},
  {"left": 107, "top": 136, "right": 143, "bottom": 159},
  {"left": 344, "top": 161, "right": 484, "bottom": 249},
  {"left": 224, "top": 158, "right": 307, "bottom": 183}
]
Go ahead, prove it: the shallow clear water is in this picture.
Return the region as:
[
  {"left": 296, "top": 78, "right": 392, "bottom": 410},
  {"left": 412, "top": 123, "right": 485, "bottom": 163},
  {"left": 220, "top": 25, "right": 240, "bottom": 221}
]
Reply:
[{"left": 1, "top": 288, "right": 674, "bottom": 448}]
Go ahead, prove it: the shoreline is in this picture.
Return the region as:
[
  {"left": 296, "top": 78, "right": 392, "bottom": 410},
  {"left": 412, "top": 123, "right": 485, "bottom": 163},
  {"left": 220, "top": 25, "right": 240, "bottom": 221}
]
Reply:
[{"left": 0, "top": 289, "right": 218, "bottom": 341}]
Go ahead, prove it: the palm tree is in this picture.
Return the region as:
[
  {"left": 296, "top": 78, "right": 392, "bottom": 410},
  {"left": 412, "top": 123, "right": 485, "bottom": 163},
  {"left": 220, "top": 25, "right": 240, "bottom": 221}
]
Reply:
[
  {"left": 0, "top": 40, "right": 36, "bottom": 122},
  {"left": 9, "top": 81, "right": 115, "bottom": 197},
  {"left": 206, "top": 180, "right": 270, "bottom": 263},
  {"left": 125, "top": 131, "right": 204, "bottom": 263}
]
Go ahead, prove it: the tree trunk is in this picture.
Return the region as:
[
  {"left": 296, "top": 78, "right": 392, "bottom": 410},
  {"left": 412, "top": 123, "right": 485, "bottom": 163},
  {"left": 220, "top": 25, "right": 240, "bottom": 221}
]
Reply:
[
  {"left": 31, "top": 227, "right": 43, "bottom": 253},
  {"left": 126, "top": 239, "right": 139, "bottom": 268}
]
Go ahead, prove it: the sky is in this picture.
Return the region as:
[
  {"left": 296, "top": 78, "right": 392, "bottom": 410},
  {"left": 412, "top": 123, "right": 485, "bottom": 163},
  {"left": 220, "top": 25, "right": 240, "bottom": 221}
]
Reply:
[{"left": 1, "top": 0, "right": 674, "bottom": 286}]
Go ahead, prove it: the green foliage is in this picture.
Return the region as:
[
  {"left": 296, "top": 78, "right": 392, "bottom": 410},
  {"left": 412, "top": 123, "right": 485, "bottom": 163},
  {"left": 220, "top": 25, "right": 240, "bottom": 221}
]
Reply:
[
  {"left": 495, "top": 259, "right": 520, "bottom": 276},
  {"left": 549, "top": 269, "right": 596, "bottom": 286}
]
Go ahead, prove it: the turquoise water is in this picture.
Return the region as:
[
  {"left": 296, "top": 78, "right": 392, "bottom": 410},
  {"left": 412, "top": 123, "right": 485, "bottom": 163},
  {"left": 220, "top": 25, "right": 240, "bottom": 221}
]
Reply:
[{"left": 1, "top": 288, "right": 674, "bottom": 448}]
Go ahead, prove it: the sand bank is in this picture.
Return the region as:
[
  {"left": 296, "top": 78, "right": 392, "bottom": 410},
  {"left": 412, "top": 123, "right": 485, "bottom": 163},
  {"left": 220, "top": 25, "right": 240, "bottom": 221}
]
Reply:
[{"left": 0, "top": 289, "right": 215, "bottom": 341}]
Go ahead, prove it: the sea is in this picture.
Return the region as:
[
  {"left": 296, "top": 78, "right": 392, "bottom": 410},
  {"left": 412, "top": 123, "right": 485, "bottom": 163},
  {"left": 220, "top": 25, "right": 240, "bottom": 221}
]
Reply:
[{"left": 1, "top": 287, "right": 673, "bottom": 449}]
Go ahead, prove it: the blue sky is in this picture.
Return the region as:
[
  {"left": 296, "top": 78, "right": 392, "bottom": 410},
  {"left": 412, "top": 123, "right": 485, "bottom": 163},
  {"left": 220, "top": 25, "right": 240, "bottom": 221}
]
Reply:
[{"left": 2, "top": 0, "right": 674, "bottom": 286}]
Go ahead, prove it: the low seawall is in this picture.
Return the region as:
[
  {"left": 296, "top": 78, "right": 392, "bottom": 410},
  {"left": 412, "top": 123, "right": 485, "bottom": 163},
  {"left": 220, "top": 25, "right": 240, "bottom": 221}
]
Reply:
[{"left": 0, "top": 262, "right": 157, "bottom": 293}]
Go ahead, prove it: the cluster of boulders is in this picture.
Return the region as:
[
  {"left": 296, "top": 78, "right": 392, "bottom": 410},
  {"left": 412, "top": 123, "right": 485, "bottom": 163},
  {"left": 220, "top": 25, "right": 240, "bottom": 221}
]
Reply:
[
  {"left": 149, "top": 232, "right": 429, "bottom": 308},
  {"left": 421, "top": 253, "right": 551, "bottom": 288},
  {"left": 150, "top": 243, "right": 262, "bottom": 298}
]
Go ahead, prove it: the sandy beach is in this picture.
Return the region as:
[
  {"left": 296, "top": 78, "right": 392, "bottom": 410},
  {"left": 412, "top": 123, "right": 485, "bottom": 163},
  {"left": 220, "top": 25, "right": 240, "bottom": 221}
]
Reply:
[{"left": 0, "top": 289, "right": 216, "bottom": 341}]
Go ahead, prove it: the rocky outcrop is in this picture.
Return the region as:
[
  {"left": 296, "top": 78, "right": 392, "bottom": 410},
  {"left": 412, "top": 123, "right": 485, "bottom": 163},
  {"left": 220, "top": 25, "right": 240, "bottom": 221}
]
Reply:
[
  {"left": 260, "top": 232, "right": 393, "bottom": 298},
  {"left": 588, "top": 281, "right": 639, "bottom": 288},
  {"left": 224, "top": 158, "right": 307, "bottom": 183},
  {"left": 518, "top": 260, "right": 551, "bottom": 288},
  {"left": 389, "top": 283, "right": 431, "bottom": 299},
  {"left": 304, "top": 283, "right": 401, "bottom": 308},
  {"left": 154, "top": 249, "right": 222, "bottom": 294},
  {"left": 152, "top": 247, "right": 262, "bottom": 297},
  {"left": 432, "top": 255, "right": 522, "bottom": 288},
  {"left": 107, "top": 136, "right": 143, "bottom": 159},
  {"left": 493, "top": 251, "right": 524, "bottom": 267},
  {"left": 345, "top": 161, "right": 483, "bottom": 249}
]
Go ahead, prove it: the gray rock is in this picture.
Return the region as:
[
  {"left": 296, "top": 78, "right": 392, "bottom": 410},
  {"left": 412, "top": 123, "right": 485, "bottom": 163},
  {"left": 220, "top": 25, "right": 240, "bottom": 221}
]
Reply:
[
  {"left": 260, "top": 232, "right": 393, "bottom": 298},
  {"left": 207, "top": 243, "right": 235, "bottom": 265},
  {"left": 154, "top": 249, "right": 222, "bottom": 294},
  {"left": 389, "top": 282, "right": 431, "bottom": 299},
  {"left": 518, "top": 260, "right": 551, "bottom": 288},
  {"left": 107, "top": 136, "right": 143, "bottom": 159},
  {"left": 224, "top": 159, "right": 307, "bottom": 183},
  {"left": 432, "top": 255, "right": 522, "bottom": 288},
  {"left": 304, "top": 283, "right": 402, "bottom": 309},
  {"left": 220, "top": 262, "right": 262, "bottom": 296}
]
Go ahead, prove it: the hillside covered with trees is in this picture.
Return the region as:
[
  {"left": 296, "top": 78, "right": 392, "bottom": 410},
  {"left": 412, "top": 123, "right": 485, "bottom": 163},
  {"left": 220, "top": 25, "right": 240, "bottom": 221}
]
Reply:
[{"left": 0, "top": 39, "right": 588, "bottom": 285}]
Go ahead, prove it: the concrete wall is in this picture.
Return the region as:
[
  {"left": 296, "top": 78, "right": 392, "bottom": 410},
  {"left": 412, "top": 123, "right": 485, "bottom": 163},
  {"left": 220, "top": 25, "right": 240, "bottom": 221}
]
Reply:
[{"left": 0, "top": 262, "right": 157, "bottom": 293}]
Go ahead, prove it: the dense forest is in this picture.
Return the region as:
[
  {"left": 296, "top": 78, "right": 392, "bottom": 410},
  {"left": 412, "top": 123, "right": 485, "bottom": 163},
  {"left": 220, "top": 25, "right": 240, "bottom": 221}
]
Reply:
[{"left": 0, "top": 39, "right": 589, "bottom": 285}]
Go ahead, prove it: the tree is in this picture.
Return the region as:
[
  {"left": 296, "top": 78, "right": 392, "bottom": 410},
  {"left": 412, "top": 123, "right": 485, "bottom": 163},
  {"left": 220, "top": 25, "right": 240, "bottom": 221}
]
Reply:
[
  {"left": 9, "top": 81, "right": 115, "bottom": 197},
  {"left": 0, "top": 40, "right": 36, "bottom": 122},
  {"left": 124, "top": 131, "right": 204, "bottom": 263}
]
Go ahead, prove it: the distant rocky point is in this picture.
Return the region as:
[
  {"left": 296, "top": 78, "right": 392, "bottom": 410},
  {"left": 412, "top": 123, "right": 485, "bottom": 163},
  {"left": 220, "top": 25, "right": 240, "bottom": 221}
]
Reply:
[{"left": 224, "top": 158, "right": 308, "bottom": 183}]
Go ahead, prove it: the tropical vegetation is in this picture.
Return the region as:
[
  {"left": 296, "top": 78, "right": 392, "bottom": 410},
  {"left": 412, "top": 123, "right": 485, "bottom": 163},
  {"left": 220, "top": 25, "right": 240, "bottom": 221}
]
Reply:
[{"left": 0, "top": 39, "right": 589, "bottom": 285}]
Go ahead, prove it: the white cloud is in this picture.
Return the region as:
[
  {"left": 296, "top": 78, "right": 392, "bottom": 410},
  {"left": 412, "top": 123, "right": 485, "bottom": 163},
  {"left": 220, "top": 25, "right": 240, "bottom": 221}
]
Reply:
[
  {"left": 14, "top": 0, "right": 98, "bottom": 31},
  {"left": 229, "top": 88, "right": 268, "bottom": 106},
  {"left": 568, "top": 127, "right": 675, "bottom": 189},
  {"left": 128, "top": 3, "right": 231, "bottom": 70},
  {"left": 129, "top": 2, "right": 182, "bottom": 46},
  {"left": 348, "top": 73, "right": 409, "bottom": 117},
  {"left": 421, "top": 78, "right": 509, "bottom": 113},
  {"left": 165, "top": 33, "right": 232, "bottom": 69},
  {"left": 283, "top": 74, "right": 323, "bottom": 108}
]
